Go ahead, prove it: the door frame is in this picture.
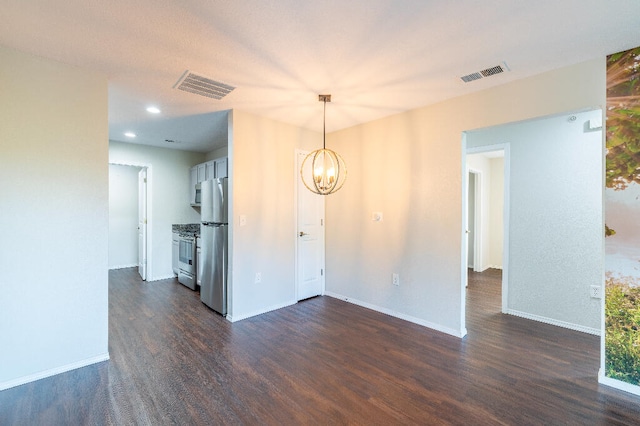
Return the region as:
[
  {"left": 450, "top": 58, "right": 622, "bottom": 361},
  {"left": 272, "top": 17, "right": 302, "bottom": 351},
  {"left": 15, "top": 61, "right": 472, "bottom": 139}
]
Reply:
[
  {"left": 294, "top": 149, "right": 326, "bottom": 301},
  {"left": 461, "top": 142, "right": 510, "bottom": 320},
  {"left": 467, "top": 168, "right": 482, "bottom": 272},
  {"left": 109, "top": 161, "right": 152, "bottom": 281},
  {"left": 138, "top": 167, "right": 148, "bottom": 280}
]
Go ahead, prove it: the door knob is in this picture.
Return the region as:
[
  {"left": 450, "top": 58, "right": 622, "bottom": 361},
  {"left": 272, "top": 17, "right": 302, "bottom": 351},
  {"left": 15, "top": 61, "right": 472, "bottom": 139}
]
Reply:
[{"left": 299, "top": 231, "right": 308, "bottom": 237}]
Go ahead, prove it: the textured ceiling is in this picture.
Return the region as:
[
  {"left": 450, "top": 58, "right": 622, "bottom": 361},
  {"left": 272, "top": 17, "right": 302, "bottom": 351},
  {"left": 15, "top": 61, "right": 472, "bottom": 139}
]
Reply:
[{"left": 1, "top": 0, "right": 640, "bottom": 152}]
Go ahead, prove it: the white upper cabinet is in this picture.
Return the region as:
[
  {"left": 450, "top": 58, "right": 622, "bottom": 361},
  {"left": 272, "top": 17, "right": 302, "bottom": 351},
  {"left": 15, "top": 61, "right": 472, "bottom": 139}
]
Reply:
[
  {"left": 190, "top": 156, "right": 228, "bottom": 205},
  {"left": 189, "top": 166, "right": 198, "bottom": 205},
  {"left": 205, "top": 161, "right": 215, "bottom": 181},
  {"left": 214, "top": 157, "right": 228, "bottom": 178},
  {"left": 197, "top": 163, "right": 206, "bottom": 183}
]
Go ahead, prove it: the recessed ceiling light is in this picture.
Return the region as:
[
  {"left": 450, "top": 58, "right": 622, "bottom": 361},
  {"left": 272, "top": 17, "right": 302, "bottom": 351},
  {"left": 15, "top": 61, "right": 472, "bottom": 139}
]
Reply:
[
  {"left": 124, "top": 131, "right": 137, "bottom": 138},
  {"left": 146, "top": 106, "right": 161, "bottom": 114}
]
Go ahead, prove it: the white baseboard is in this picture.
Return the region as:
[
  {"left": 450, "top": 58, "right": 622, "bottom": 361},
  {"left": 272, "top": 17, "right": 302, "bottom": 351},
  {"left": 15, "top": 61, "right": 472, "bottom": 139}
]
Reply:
[
  {"left": 469, "top": 265, "right": 502, "bottom": 272},
  {"left": 108, "top": 264, "right": 138, "bottom": 270},
  {"left": 507, "top": 309, "right": 600, "bottom": 336},
  {"left": 0, "top": 352, "right": 110, "bottom": 391},
  {"left": 599, "top": 372, "right": 640, "bottom": 397},
  {"left": 109, "top": 267, "right": 177, "bottom": 282},
  {"left": 324, "top": 292, "right": 465, "bottom": 338},
  {"left": 148, "top": 274, "right": 177, "bottom": 282},
  {"left": 227, "top": 299, "right": 298, "bottom": 322}
]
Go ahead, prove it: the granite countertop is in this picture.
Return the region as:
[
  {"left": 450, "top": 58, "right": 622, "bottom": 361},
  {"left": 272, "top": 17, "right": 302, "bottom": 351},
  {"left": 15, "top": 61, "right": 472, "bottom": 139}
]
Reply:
[{"left": 172, "top": 223, "right": 200, "bottom": 237}]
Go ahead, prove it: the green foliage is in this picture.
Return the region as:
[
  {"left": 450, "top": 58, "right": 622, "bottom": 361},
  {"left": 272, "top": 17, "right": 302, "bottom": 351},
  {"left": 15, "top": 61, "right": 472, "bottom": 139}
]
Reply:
[
  {"left": 605, "top": 275, "right": 640, "bottom": 385},
  {"left": 605, "top": 224, "right": 616, "bottom": 237},
  {"left": 606, "top": 47, "right": 640, "bottom": 190}
]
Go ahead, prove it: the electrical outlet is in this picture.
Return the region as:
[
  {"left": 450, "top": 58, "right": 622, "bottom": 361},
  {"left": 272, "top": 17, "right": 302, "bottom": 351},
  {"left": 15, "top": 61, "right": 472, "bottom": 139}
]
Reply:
[
  {"left": 255, "top": 272, "right": 262, "bottom": 284},
  {"left": 239, "top": 215, "right": 247, "bottom": 226},
  {"left": 392, "top": 273, "right": 399, "bottom": 286},
  {"left": 590, "top": 285, "right": 602, "bottom": 299}
]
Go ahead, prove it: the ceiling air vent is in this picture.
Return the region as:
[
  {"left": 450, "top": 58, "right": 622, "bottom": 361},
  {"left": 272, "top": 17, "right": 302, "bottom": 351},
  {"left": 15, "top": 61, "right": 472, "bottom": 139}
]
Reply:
[
  {"left": 460, "top": 62, "right": 510, "bottom": 83},
  {"left": 173, "top": 70, "right": 235, "bottom": 100},
  {"left": 461, "top": 72, "right": 482, "bottom": 83}
]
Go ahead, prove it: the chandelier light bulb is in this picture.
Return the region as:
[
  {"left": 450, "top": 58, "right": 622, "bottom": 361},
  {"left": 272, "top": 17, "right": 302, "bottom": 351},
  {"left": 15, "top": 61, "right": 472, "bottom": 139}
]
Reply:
[{"left": 327, "top": 167, "right": 335, "bottom": 180}]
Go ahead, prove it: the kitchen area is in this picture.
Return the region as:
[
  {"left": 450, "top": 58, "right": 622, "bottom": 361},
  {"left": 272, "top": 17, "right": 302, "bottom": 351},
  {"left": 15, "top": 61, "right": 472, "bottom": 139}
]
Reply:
[
  {"left": 173, "top": 158, "right": 229, "bottom": 316},
  {"left": 109, "top": 139, "right": 231, "bottom": 317}
]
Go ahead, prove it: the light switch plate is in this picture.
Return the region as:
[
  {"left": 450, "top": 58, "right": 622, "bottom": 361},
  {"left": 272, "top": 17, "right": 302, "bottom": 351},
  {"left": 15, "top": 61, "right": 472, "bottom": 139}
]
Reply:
[
  {"left": 588, "top": 117, "right": 603, "bottom": 130},
  {"left": 372, "top": 212, "right": 383, "bottom": 222}
]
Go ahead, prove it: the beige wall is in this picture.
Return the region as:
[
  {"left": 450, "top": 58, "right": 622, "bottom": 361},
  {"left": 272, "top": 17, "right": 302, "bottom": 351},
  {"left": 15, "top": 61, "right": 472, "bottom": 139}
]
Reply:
[
  {"left": 108, "top": 164, "right": 140, "bottom": 269},
  {"left": 228, "top": 110, "right": 319, "bottom": 320},
  {"left": 0, "top": 46, "right": 109, "bottom": 389},
  {"left": 326, "top": 58, "right": 605, "bottom": 336},
  {"left": 205, "top": 146, "right": 228, "bottom": 161}
]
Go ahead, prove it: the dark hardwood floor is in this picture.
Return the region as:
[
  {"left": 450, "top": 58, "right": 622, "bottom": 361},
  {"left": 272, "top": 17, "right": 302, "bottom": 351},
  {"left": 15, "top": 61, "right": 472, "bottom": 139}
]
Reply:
[{"left": 2, "top": 268, "right": 640, "bottom": 425}]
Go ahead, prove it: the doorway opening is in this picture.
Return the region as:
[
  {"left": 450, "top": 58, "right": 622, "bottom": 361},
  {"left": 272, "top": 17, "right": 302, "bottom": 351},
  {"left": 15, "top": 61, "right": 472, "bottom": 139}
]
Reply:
[
  {"left": 464, "top": 148, "right": 508, "bottom": 313},
  {"left": 467, "top": 169, "right": 479, "bottom": 272},
  {"left": 137, "top": 167, "right": 148, "bottom": 280},
  {"left": 108, "top": 162, "right": 151, "bottom": 281}
]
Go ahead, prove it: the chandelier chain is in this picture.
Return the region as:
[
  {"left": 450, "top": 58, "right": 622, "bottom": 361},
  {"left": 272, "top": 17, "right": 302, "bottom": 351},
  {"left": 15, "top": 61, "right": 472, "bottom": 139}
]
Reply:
[{"left": 323, "top": 97, "right": 326, "bottom": 150}]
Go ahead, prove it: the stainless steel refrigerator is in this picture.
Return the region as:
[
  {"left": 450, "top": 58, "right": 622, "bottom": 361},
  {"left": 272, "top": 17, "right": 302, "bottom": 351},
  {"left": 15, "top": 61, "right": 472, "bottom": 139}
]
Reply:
[{"left": 200, "top": 178, "right": 228, "bottom": 315}]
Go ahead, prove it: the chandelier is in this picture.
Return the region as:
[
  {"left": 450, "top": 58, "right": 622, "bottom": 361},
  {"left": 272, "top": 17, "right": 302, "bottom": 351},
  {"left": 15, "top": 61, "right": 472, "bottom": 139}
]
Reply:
[{"left": 301, "top": 94, "right": 347, "bottom": 195}]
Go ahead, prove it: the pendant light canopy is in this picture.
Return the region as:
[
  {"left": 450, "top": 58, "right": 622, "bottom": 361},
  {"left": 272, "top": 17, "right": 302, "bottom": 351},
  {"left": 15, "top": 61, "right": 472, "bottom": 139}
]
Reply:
[{"left": 301, "top": 95, "right": 347, "bottom": 195}]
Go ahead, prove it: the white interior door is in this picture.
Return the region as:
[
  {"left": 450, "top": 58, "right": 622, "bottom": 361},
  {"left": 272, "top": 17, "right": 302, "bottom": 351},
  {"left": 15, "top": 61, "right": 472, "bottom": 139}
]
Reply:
[
  {"left": 296, "top": 150, "right": 325, "bottom": 300},
  {"left": 467, "top": 171, "right": 475, "bottom": 269},
  {"left": 138, "top": 168, "right": 147, "bottom": 280}
]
